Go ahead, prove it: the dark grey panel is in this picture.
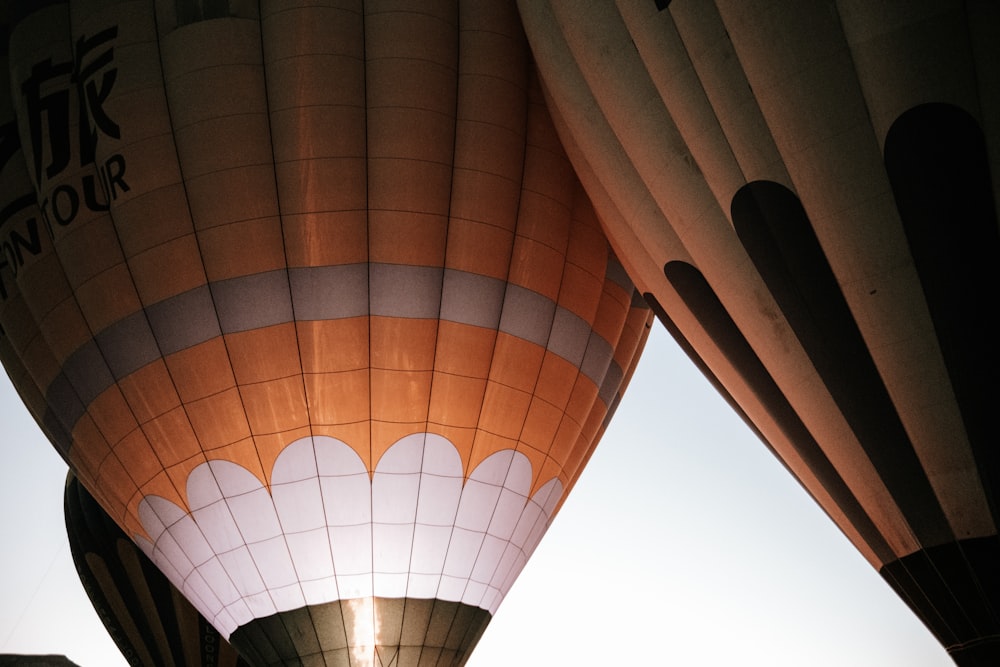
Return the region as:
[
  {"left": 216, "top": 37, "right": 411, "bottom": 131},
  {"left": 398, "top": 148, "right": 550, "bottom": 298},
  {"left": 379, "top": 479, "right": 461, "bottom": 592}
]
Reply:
[
  {"left": 498, "top": 284, "right": 554, "bottom": 348},
  {"left": 369, "top": 263, "right": 443, "bottom": 319},
  {"left": 289, "top": 264, "right": 369, "bottom": 320},
  {"left": 580, "top": 330, "right": 614, "bottom": 391},
  {"left": 211, "top": 270, "right": 294, "bottom": 334},
  {"left": 439, "top": 269, "right": 505, "bottom": 329},
  {"left": 146, "top": 285, "right": 222, "bottom": 356},
  {"left": 597, "top": 359, "right": 623, "bottom": 407},
  {"left": 96, "top": 310, "right": 161, "bottom": 379},
  {"left": 62, "top": 340, "right": 114, "bottom": 409},
  {"left": 546, "top": 307, "right": 589, "bottom": 368},
  {"left": 605, "top": 254, "right": 632, "bottom": 292}
]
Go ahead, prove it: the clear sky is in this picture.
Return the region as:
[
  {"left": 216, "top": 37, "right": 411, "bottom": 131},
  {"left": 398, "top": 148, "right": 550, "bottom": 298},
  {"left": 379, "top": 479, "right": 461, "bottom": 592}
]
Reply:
[{"left": 0, "top": 324, "right": 953, "bottom": 666}]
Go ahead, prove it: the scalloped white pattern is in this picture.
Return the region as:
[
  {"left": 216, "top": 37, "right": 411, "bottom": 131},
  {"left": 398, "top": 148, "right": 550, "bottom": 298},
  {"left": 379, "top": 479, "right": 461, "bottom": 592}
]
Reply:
[{"left": 134, "top": 434, "right": 563, "bottom": 638}]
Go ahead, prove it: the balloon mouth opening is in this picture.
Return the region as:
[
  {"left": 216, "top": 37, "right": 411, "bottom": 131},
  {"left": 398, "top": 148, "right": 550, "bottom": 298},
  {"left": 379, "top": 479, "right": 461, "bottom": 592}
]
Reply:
[{"left": 346, "top": 597, "right": 379, "bottom": 667}]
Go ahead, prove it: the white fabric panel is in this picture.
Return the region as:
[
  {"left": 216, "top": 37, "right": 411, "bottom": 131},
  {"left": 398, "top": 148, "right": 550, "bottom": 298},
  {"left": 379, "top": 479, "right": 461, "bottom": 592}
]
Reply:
[
  {"left": 406, "top": 572, "right": 442, "bottom": 599},
  {"left": 415, "top": 473, "right": 463, "bottom": 524},
  {"left": 248, "top": 535, "right": 298, "bottom": 588},
  {"left": 336, "top": 573, "right": 373, "bottom": 599},
  {"left": 244, "top": 590, "right": 277, "bottom": 618},
  {"left": 218, "top": 547, "right": 266, "bottom": 595},
  {"left": 167, "top": 513, "right": 215, "bottom": 566},
  {"left": 330, "top": 524, "right": 372, "bottom": 574},
  {"left": 271, "top": 582, "right": 306, "bottom": 613},
  {"left": 226, "top": 488, "right": 283, "bottom": 543},
  {"left": 443, "top": 527, "right": 485, "bottom": 578},
  {"left": 455, "top": 479, "right": 501, "bottom": 531},
  {"left": 193, "top": 500, "right": 247, "bottom": 553},
  {"left": 373, "top": 522, "right": 415, "bottom": 572},
  {"left": 285, "top": 527, "right": 335, "bottom": 580},
  {"left": 273, "top": 477, "right": 327, "bottom": 533},
  {"left": 271, "top": 436, "right": 320, "bottom": 482},
  {"left": 136, "top": 434, "right": 567, "bottom": 638},
  {"left": 488, "top": 487, "right": 527, "bottom": 537},
  {"left": 437, "top": 574, "right": 468, "bottom": 601},
  {"left": 314, "top": 435, "right": 368, "bottom": 475},
  {"left": 196, "top": 556, "right": 241, "bottom": 606},
  {"left": 300, "top": 577, "right": 339, "bottom": 605},
  {"left": 470, "top": 534, "right": 508, "bottom": 583},
  {"left": 376, "top": 433, "right": 424, "bottom": 473},
  {"left": 409, "top": 523, "right": 452, "bottom": 573},
  {"left": 321, "top": 474, "right": 372, "bottom": 525},
  {"left": 372, "top": 472, "right": 420, "bottom": 523},
  {"left": 373, "top": 572, "right": 409, "bottom": 598}
]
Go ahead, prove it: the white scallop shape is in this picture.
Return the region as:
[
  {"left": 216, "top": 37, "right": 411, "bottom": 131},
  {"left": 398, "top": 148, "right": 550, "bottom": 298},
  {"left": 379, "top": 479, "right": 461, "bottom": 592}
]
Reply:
[
  {"left": 414, "top": 473, "right": 462, "bottom": 525},
  {"left": 455, "top": 479, "right": 502, "bottom": 531},
  {"left": 226, "top": 488, "right": 283, "bottom": 544},
  {"left": 406, "top": 572, "right": 442, "bottom": 599},
  {"left": 300, "top": 577, "right": 338, "bottom": 606},
  {"left": 138, "top": 494, "right": 187, "bottom": 537},
  {"left": 218, "top": 547, "right": 266, "bottom": 596},
  {"left": 273, "top": 476, "right": 326, "bottom": 534},
  {"left": 193, "top": 499, "right": 246, "bottom": 553},
  {"left": 249, "top": 535, "right": 299, "bottom": 588},
  {"left": 409, "top": 524, "right": 452, "bottom": 574},
  {"left": 443, "top": 527, "right": 485, "bottom": 579},
  {"left": 271, "top": 436, "right": 320, "bottom": 483},
  {"left": 285, "top": 528, "right": 335, "bottom": 581},
  {"left": 330, "top": 524, "right": 372, "bottom": 575},
  {"left": 373, "top": 523, "right": 414, "bottom": 574},
  {"left": 314, "top": 436, "right": 367, "bottom": 476},
  {"left": 372, "top": 472, "right": 419, "bottom": 523},
  {"left": 376, "top": 433, "right": 425, "bottom": 473}
]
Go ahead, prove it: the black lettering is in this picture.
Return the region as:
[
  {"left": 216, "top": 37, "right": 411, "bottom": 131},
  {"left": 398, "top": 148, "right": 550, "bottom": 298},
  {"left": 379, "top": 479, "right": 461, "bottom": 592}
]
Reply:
[
  {"left": 8, "top": 217, "right": 42, "bottom": 265},
  {"left": 82, "top": 173, "right": 109, "bottom": 212},
  {"left": 50, "top": 184, "right": 79, "bottom": 226},
  {"left": 21, "top": 58, "right": 74, "bottom": 186},
  {"left": 102, "top": 154, "right": 128, "bottom": 199}
]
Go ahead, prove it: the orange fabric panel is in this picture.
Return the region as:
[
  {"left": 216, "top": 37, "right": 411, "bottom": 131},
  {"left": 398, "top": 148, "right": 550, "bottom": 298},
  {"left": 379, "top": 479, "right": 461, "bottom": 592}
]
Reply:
[
  {"left": 227, "top": 324, "right": 301, "bottom": 385},
  {"left": 366, "top": 207, "right": 449, "bottom": 267},
  {"left": 443, "top": 215, "right": 516, "bottom": 279},
  {"left": 297, "top": 319, "right": 369, "bottom": 374},
  {"left": 489, "top": 334, "right": 544, "bottom": 394},
  {"left": 477, "top": 381, "right": 532, "bottom": 440},
  {"left": 432, "top": 321, "right": 497, "bottom": 379},
  {"left": 427, "top": 372, "right": 487, "bottom": 429},
  {"left": 370, "top": 421, "right": 430, "bottom": 470},
  {"left": 128, "top": 233, "right": 207, "bottom": 305},
  {"left": 108, "top": 156, "right": 190, "bottom": 257},
  {"left": 132, "top": 469, "right": 188, "bottom": 535},
  {"left": 197, "top": 216, "right": 287, "bottom": 281},
  {"left": 313, "top": 423, "right": 371, "bottom": 466},
  {"left": 87, "top": 386, "right": 139, "bottom": 446},
  {"left": 564, "top": 378, "right": 599, "bottom": 427},
  {"left": 240, "top": 376, "right": 309, "bottom": 435},
  {"left": 533, "top": 351, "right": 578, "bottom": 411},
  {"left": 556, "top": 262, "right": 603, "bottom": 323},
  {"left": 370, "top": 317, "right": 437, "bottom": 372},
  {"left": 512, "top": 441, "right": 550, "bottom": 493},
  {"left": 94, "top": 453, "right": 136, "bottom": 522},
  {"left": 507, "top": 235, "right": 565, "bottom": 300},
  {"left": 118, "top": 359, "right": 181, "bottom": 425},
  {"left": 74, "top": 263, "right": 142, "bottom": 333},
  {"left": 19, "top": 254, "right": 76, "bottom": 325},
  {"left": 69, "top": 415, "right": 112, "bottom": 485},
  {"left": 532, "top": 456, "right": 566, "bottom": 498},
  {"left": 591, "top": 281, "right": 631, "bottom": 346},
  {"left": 142, "top": 406, "right": 202, "bottom": 470},
  {"left": 303, "top": 370, "right": 370, "bottom": 426},
  {"left": 56, "top": 218, "right": 124, "bottom": 289},
  {"left": 41, "top": 297, "right": 97, "bottom": 364},
  {"left": 185, "top": 388, "right": 253, "bottom": 451},
  {"left": 164, "top": 337, "right": 237, "bottom": 403},
  {"left": 519, "top": 395, "right": 563, "bottom": 454},
  {"left": 283, "top": 210, "right": 369, "bottom": 268},
  {"left": 429, "top": 424, "right": 476, "bottom": 471},
  {"left": 163, "top": 455, "right": 211, "bottom": 512},
  {"left": 369, "top": 369, "right": 433, "bottom": 423},
  {"left": 204, "top": 437, "right": 266, "bottom": 484},
  {"left": 113, "top": 430, "right": 163, "bottom": 488},
  {"left": 183, "top": 165, "right": 278, "bottom": 234},
  {"left": 545, "top": 417, "right": 583, "bottom": 470}
]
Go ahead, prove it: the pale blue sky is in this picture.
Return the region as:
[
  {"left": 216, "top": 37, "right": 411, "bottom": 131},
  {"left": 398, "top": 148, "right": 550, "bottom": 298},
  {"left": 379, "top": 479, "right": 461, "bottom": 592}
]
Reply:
[{"left": 0, "top": 325, "right": 952, "bottom": 666}]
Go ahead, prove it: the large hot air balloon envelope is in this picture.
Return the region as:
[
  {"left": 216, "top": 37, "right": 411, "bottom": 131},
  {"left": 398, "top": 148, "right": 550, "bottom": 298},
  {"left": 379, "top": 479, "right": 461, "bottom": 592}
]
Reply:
[
  {"left": 0, "top": 1, "right": 650, "bottom": 664},
  {"left": 518, "top": 1, "right": 999, "bottom": 664},
  {"left": 65, "top": 471, "right": 251, "bottom": 667}
]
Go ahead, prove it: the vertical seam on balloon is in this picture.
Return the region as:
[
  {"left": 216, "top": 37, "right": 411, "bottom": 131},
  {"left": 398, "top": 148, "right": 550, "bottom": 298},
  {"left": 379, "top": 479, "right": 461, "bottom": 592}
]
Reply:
[
  {"left": 252, "top": 1, "right": 331, "bottom": 658},
  {"left": 143, "top": 9, "right": 271, "bottom": 642}
]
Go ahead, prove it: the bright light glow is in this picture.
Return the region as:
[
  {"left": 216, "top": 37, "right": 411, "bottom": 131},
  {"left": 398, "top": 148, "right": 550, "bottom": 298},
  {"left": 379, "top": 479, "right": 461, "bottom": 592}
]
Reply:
[{"left": 347, "top": 597, "right": 378, "bottom": 666}]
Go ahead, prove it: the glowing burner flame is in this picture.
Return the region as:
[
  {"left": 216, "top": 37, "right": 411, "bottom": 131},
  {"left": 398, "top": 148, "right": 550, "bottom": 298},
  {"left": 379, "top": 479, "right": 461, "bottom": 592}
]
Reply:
[{"left": 346, "top": 597, "right": 378, "bottom": 666}]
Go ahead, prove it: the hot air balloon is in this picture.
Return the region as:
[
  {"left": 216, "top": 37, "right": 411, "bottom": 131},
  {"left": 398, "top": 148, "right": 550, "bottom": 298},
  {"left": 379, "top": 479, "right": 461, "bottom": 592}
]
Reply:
[
  {"left": 65, "top": 471, "right": 251, "bottom": 667},
  {"left": 0, "top": 1, "right": 650, "bottom": 665},
  {"left": 517, "top": 1, "right": 999, "bottom": 665}
]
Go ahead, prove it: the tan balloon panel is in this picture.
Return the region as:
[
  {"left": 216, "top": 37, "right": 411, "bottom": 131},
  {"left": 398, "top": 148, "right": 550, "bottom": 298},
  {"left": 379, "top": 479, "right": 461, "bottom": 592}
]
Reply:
[
  {"left": 519, "top": 1, "right": 1000, "bottom": 664},
  {"left": 0, "top": 1, "right": 650, "bottom": 664}
]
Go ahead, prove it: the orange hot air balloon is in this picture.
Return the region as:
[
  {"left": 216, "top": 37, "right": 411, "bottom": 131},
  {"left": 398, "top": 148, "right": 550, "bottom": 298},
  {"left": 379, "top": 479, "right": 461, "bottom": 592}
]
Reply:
[
  {"left": 65, "top": 472, "right": 252, "bottom": 667},
  {"left": 0, "top": 1, "right": 650, "bottom": 665},
  {"left": 518, "top": 1, "right": 999, "bottom": 665}
]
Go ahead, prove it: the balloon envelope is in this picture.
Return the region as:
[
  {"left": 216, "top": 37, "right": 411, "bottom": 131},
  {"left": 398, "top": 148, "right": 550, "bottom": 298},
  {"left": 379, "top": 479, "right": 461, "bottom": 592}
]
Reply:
[
  {"left": 518, "top": 1, "right": 999, "bottom": 664},
  {"left": 0, "top": 1, "right": 650, "bottom": 664}
]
